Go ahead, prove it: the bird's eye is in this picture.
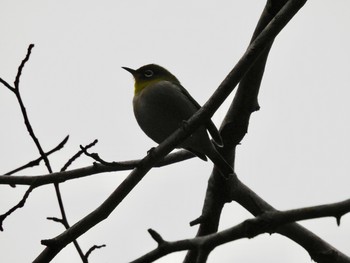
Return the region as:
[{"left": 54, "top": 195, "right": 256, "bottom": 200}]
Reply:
[{"left": 144, "top": 70, "right": 154, "bottom": 78}]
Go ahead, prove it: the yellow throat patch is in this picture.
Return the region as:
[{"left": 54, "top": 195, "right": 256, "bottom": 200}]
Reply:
[{"left": 134, "top": 78, "right": 163, "bottom": 95}]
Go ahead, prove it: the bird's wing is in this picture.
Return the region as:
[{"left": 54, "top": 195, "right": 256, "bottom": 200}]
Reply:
[{"left": 177, "top": 84, "right": 223, "bottom": 147}]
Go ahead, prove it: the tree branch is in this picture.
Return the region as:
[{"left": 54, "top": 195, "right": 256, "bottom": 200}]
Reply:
[
  {"left": 60, "top": 139, "right": 98, "bottom": 172},
  {"left": 31, "top": 0, "right": 300, "bottom": 259},
  {"left": 0, "top": 185, "right": 35, "bottom": 231},
  {"left": 8, "top": 44, "right": 54, "bottom": 174},
  {"left": 183, "top": 1, "right": 349, "bottom": 263},
  {"left": 185, "top": 0, "right": 306, "bottom": 262},
  {"left": 0, "top": 150, "right": 195, "bottom": 186},
  {"left": 14, "top": 44, "right": 35, "bottom": 90},
  {"left": 4, "top": 136, "right": 69, "bottom": 187},
  {"left": 1, "top": 44, "right": 87, "bottom": 262},
  {"left": 52, "top": 139, "right": 99, "bottom": 263},
  {"left": 133, "top": 198, "right": 350, "bottom": 263}
]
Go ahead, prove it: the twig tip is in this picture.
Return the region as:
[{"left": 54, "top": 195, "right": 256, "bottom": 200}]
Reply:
[
  {"left": 148, "top": 228, "right": 164, "bottom": 245},
  {"left": 336, "top": 215, "right": 342, "bottom": 226},
  {"left": 190, "top": 215, "right": 204, "bottom": 226}
]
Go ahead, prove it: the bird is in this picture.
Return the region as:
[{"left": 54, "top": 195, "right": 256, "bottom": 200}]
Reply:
[{"left": 122, "top": 64, "right": 233, "bottom": 177}]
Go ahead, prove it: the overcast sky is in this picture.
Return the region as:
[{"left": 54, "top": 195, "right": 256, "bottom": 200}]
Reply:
[{"left": 1, "top": 1, "right": 350, "bottom": 262}]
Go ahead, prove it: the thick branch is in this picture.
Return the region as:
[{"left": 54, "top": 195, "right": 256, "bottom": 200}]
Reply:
[
  {"left": 183, "top": 1, "right": 350, "bottom": 263},
  {"left": 134, "top": 198, "right": 350, "bottom": 263},
  {"left": 185, "top": 1, "right": 302, "bottom": 259},
  {"left": 232, "top": 180, "right": 350, "bottom": 262},
  {"left": 31, "top": 0, "right": 298, "bottom": 259}
]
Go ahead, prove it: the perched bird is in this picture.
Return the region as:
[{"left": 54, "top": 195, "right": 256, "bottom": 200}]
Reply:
[{"left": 123, "top": 64, "right": 233, "bottom": 177}]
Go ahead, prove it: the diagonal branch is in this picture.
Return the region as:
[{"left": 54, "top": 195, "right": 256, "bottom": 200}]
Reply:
[
  {"left": 12, "top": 45, "right": 53, "bottom": 174},
  {"left": 186, "top": 0, "right": 350, "bottom": 261},
  {"left": 0, "top": 136, "right": 69, "bottom": 229},
  {"left": 32, "top": 1, "right": 309, "bottom": 262},
  {"left": 231, "top": 180, "right": 350, "bottom": 262},
  {"left": 60, "top": 139, "right": 98, "bottom": 172},
  {"left": 0, "top": 185, "right": 35, "bottom": 231},
  {"left": 185, "top": 0, "right": 306, "bottom": 261},
  {"left": 133, "top": 198, "right": 350, "bottom": 263},
  {"left": 5, "top": 135, "right": 69, "bottom": 176},
  {"left": 52, "top": 139, "right": 99, "bottom": 263},
  {"left": 0, "top": 77, "right": 15, "bottom": 92},
  {"left": 1, "top": 44, "right": 87, "bottom": 263},
  {"left": 14, "top": 44, "right": 35, "bottom": 90}
]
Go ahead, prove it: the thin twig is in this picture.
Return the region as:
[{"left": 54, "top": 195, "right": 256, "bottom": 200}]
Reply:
[
  {"left": 61, "top": 139, "right": 98, "bottom": 172},
  {"left": 0, "top": 77, "right": 15, "bottom": 92},
  {"left": 5, "top": 136, "right": 69, "bottom": 176},
  {"left": 4, "top": 44, "right": 53, "bottom": 173},
  {"left": 0, "top": 185, "right": 35, "bottom": 231},
  {"left": 79, "top": 143, "right": 114, "bottom": 166},
  {"left": 3, "top": 44, "right": 86, "bottom": 263},
  {"left": 51, "top": 139, "right": 99, "bottom": 263},
  {"left": 0, "top": 136, "right": 70, "bottom": 226},
  {"left": 14, "top": 44, "right": 35, "bottom": 90},
  {"left": 84, "top": 244, "right": 106, "bottom": 260}
]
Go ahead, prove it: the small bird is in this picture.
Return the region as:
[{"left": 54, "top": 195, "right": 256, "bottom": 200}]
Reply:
[{"left": 123, "top": 64, "right": 233, "bottom": 177}]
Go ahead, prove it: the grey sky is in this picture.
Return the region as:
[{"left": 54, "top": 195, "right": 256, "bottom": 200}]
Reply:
[{"left": 1, "top": 1, "right": 349, "bottom": 262}]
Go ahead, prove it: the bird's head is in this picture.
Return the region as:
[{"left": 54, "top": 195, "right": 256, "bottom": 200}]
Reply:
[{"left": 122, "top": 64, "right": 180, "bottom": 95}]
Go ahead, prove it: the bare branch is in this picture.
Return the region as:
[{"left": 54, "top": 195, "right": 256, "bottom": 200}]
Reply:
[
  {"left": 185, "top": 1, "right": 315, "bottom": 262},
  {"left": 0, "top": 150, "right": 194, "bottom": 187},
  {"left": 0, "top": 185, "right": 35, "bottom": 231},
  {"left": 61, "top": 139, "right": 98, "bottom": 172},
  {"left": 47, "top": 217, "right": 65, "bottom": 224},
  {"left": 0, "top": 77, "right": 15, "bottom": 92},
  {"left": 3, "top": 44, "right": 88, "bottom": 263},
  {"left": 53, "top": 139, "right": 100, "bottom": 263},
  {"left": 14, "top": 44, "right": 35, "bottom": 90},
  {"left": 148, "top": 229, "right": 165, "bottom": 245},
  {"left": 133, "top": 199, "right": 350, "bottom": 263},
  {"left": 79, "top": 144, "right": 112, "bottom": 166},
  {"left": 4, "top": 136, "right": 69, "bottom": 187},
  {"left": 32, "top": 1, "right": 309, "bottom": 261},
  {"left": 84, "top": 244, "right": 106, "bottom": 261},
  {"left": 5, "top": 44, "right": 53, "bottom": 174}
]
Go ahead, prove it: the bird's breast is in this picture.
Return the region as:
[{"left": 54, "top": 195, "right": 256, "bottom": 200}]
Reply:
[{"left": 133, "top": 81, "right": 198, "bottom": 144}]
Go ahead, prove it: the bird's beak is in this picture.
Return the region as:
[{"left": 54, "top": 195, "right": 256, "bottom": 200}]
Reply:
[{"left": 122, "top": 67, "right": 137, "bottom": 76}]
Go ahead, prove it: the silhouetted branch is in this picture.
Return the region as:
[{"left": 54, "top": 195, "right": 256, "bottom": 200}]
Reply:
[
  {"left": 1, "top": 44, "right": 88, "bottom": 263},
  {"left": 0, "top": 78, "right": 15, "bottom": 92},
  {"left": 185, "top": 1, "right": 311, "bottom": 262},
  {"left": 8, "top": 44, "right": 54, "bottom": 174},
  {"left": 133, "top": 199, "right": 350, "bottom": 263},
  {"left": 80, "top": 144, "right": 113, "bottom": 166},
  {"left": 84, "top": 244, "right": 106, "bottom": 260},
  {"left": 61, "top": 139, "right": 98, "bottom": 172},
  {"left": 5, "top": 136, "right": 69, "bottom": 176},
  {"left": 32, "top": 1, "right": 310, "bottom": 261},
  {"left": 0, "top": 185, "right": 35, "bottom": 231},
  {"left": 186, "top": 0, "right": 349, "bottom": 260},
  {"left": 52, "top": 139, "right": 100, "bottom": 263},
  {"left": 0, "top": 150, "right": 195, "bottom": 186},
  {"left": 14, "top": 44, "right": 35, "bottom": 90}
]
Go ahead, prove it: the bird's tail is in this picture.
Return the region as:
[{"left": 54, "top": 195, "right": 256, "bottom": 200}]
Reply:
[{"left": 206, "top": 144, "right": 234, "bottom": 178}]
